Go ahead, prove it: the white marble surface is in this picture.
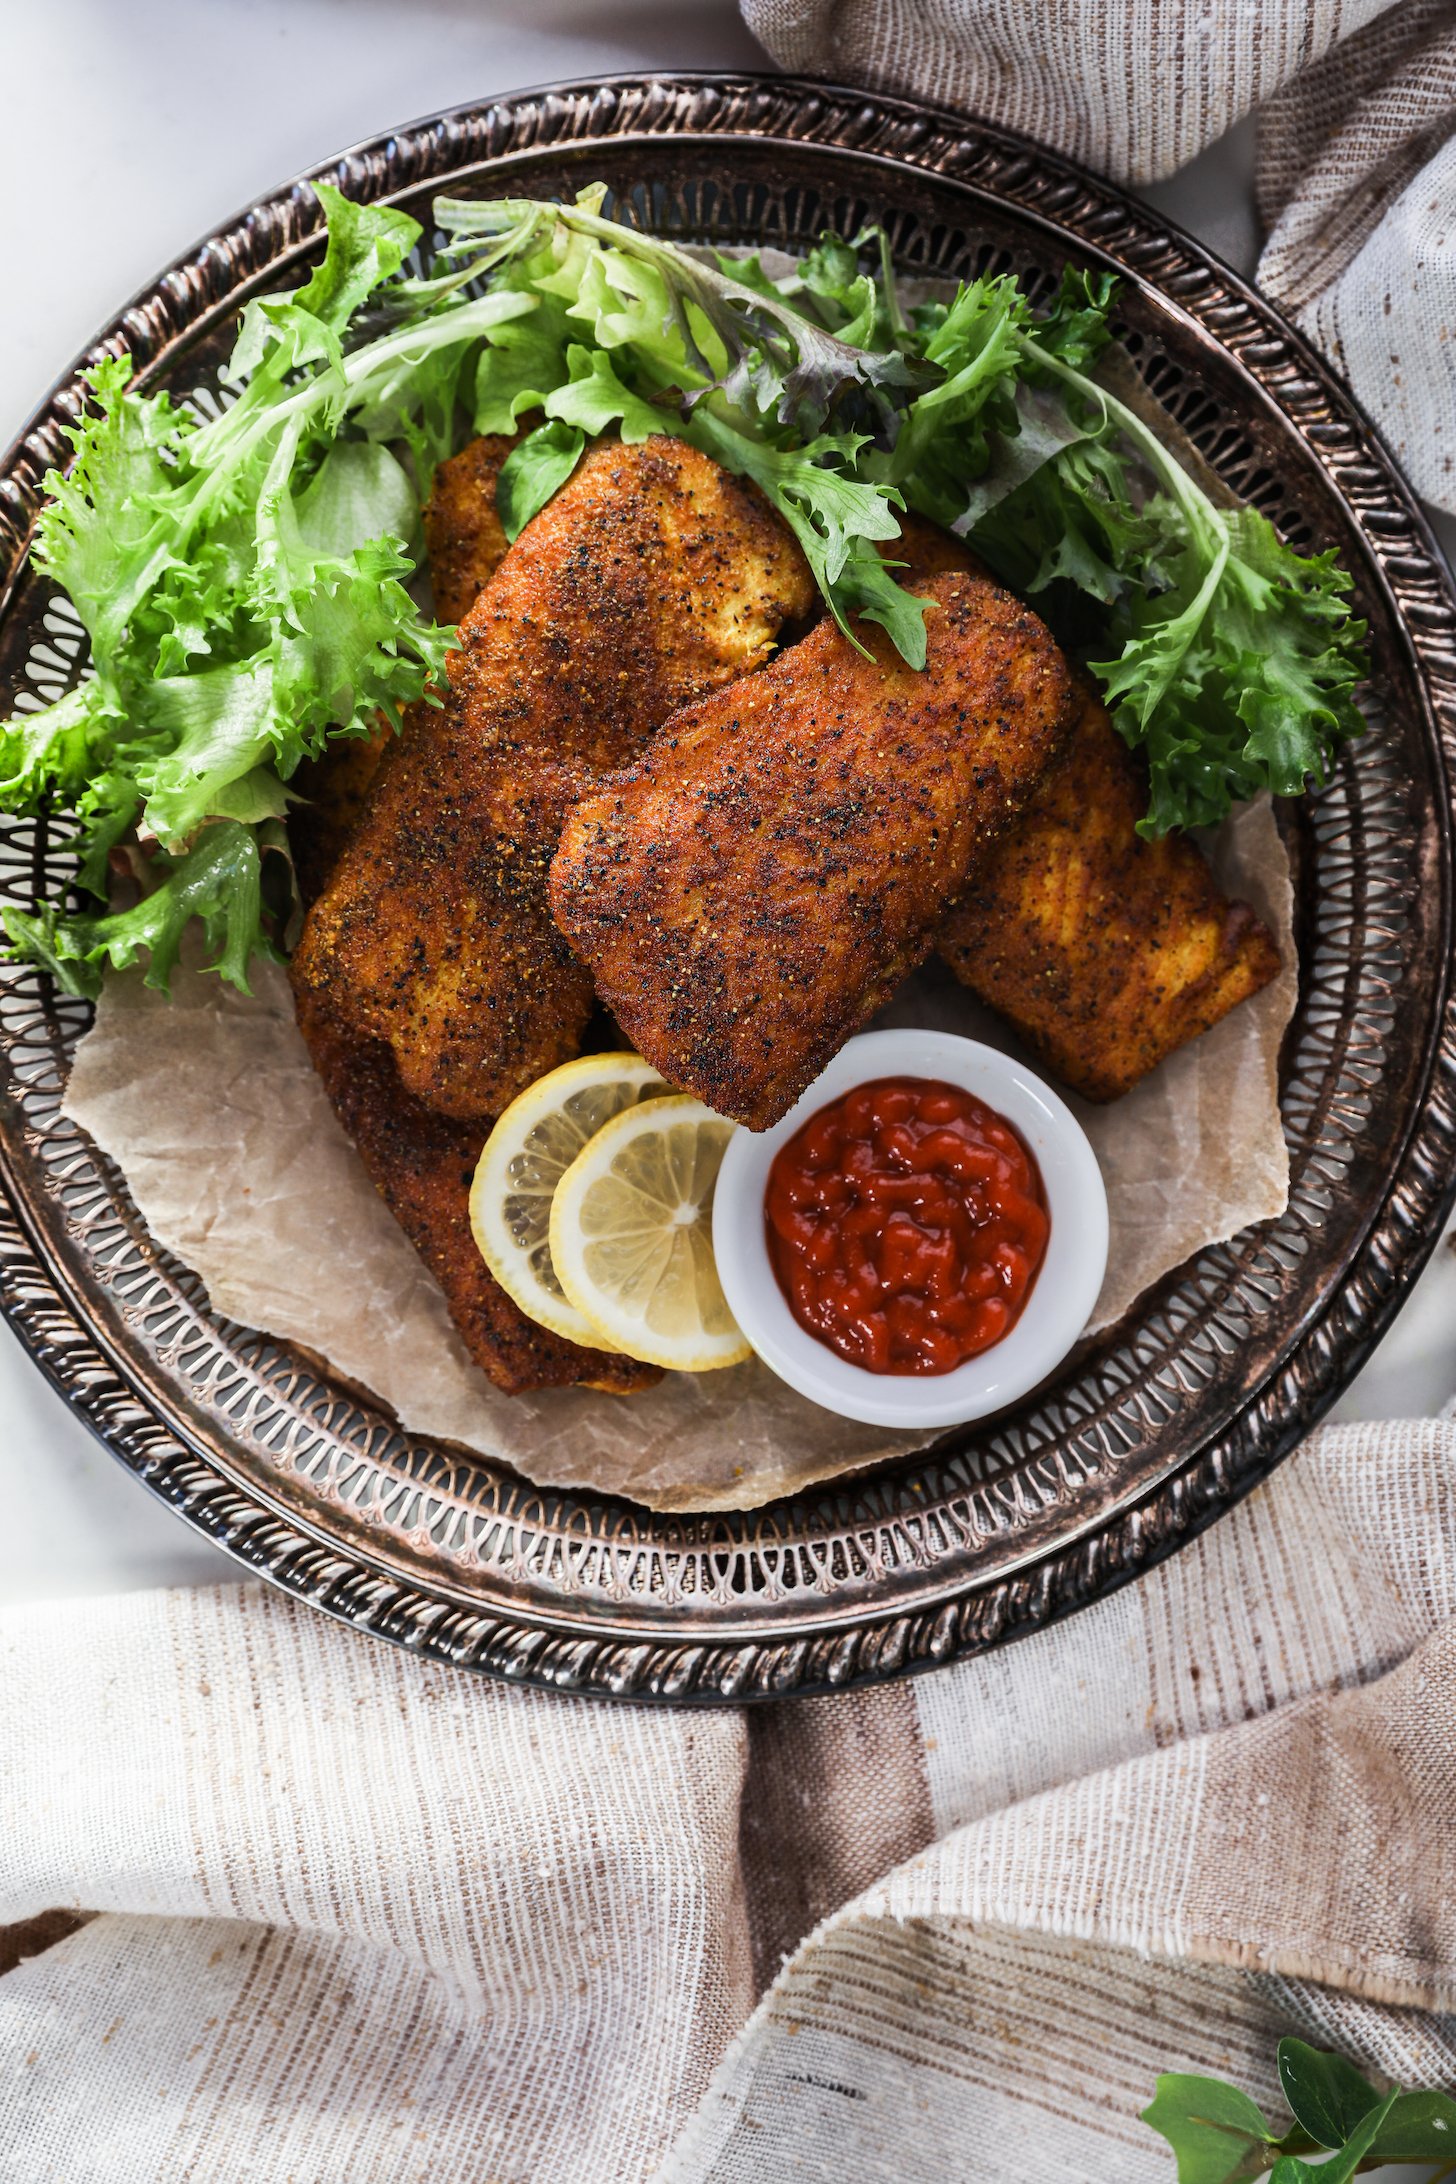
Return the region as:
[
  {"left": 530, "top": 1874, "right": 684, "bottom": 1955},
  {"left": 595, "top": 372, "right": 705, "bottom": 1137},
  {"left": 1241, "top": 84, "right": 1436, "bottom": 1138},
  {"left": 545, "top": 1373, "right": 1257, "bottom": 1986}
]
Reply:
[{"left": 0, "top": 8, "right": 1452, "bottom": 1608}]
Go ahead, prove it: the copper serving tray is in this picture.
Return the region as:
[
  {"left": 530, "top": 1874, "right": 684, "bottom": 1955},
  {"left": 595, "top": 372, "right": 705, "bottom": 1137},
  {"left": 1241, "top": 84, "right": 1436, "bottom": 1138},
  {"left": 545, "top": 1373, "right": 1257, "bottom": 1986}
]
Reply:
[{"left": 2, "top": 74, "right": 1454, "bottom": 1701}]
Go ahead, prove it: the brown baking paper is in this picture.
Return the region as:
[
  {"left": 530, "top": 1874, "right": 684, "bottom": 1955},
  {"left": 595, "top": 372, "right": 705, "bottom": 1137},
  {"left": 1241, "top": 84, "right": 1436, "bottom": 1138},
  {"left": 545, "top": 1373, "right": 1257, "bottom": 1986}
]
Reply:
[{"left": 61, "top": 795, "right": 1293, "bottom": 1512}]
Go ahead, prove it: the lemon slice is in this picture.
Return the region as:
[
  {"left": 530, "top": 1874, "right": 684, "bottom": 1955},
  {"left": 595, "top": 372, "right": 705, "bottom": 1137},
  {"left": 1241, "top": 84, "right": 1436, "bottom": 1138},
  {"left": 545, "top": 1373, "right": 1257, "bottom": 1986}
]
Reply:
[
  {"left": 470, "top": 1052, "right": 669, "bottom": 1347},
  {"left": 549, "top": 1096, "right": 748, "bottom": 1372}
]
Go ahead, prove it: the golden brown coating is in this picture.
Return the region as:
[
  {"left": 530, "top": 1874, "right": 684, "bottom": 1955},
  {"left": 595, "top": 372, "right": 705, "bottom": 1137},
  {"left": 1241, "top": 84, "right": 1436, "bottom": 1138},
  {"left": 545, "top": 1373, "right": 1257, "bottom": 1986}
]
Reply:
[
  {"left": 292, "top": 436, "right": 814, "bottom": 1120},
  {"left": 885, "top": 511, "right": 988, "bottom": 585},
  {"left": 550, "top": 570, "right": 1077, "bottom": 1130},
  {"left": 291, "top": 980, "right": 659, "bottom": 1397},
  {"left": 288, "top": 723, "right": 393, "bottom": 905},
  {"left": 288, "top": 435, "right": 520, "bottom": 901},
  {"left": 939, "top": 684, "right": 1282, "bottom": 1101},
  {"left": 286, "top": 434, "right": 677, "bottom": 1397},
  {"left": 422, "top": 432, "right": 519, "bottom": 627},
  {"left": 881, "top": 520, "right": 1282, "bottom": 1100}
]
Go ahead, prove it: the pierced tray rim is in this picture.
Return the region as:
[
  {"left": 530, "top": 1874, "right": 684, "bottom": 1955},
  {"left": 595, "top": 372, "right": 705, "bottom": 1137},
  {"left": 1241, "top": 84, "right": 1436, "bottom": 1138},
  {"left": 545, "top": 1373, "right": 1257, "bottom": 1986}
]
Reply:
[{"left": 1, "top": 70, "right": 1454, "bottom": 1704}]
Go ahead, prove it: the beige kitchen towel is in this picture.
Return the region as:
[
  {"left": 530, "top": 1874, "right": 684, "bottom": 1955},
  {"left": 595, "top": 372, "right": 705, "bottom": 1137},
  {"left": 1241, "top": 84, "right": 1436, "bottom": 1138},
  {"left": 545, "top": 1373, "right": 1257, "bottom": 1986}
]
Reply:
[
  {"left": 2, "top": 1415, "right": 1455, "bottom": 2181},
  {"left": 742, "top": 0, "right": 1456, "bottom": 511},
  {"left": 741, "top": 0, "right": 1406, "bottom": 183},
  {"left": 1256, "top": 0, "right": 1456, "bottom": 508}
]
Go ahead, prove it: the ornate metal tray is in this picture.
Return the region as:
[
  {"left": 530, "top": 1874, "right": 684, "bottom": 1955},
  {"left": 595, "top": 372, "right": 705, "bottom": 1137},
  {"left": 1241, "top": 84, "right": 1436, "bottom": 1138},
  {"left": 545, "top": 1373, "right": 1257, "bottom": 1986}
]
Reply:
[{"left": 2, "top": 74, "right": 1454, "bottom": 1702}]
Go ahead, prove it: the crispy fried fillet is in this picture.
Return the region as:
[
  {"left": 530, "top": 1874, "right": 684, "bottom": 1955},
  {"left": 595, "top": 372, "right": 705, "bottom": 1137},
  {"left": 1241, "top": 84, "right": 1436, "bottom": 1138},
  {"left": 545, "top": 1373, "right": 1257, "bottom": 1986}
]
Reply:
[
  {"left": 550, "top": 570, "right": 1077, "bottom": 1130},
  {"left": 939, "top": 684, "right": 1283, "bottom": 1101},
  {"left": 292, "top": 982, "right": 660, "bottom": 1396},
  {"left": 292, "top": 436, "right": 814, "bottom": 1120},
  {"left": 883, "top": 519, "right": 1283, "bottom": 1100},
  {"left": 288, "top": 727, "right": 394, "bottom": 905},
  {"left": 422, "top": 431, "right": 519, "bottom": 626},
  {"left": 289, "top": 436, "right": 614, "bottom": 1395},
  {"left": 287, "top": 436, "right": 671, "bottom": 1397},
  {"left": 887, "top": 511, "right": 988, "bottom": 584},
  {"left": 288, "top": 435, "right": 520, "bottom": 900}
]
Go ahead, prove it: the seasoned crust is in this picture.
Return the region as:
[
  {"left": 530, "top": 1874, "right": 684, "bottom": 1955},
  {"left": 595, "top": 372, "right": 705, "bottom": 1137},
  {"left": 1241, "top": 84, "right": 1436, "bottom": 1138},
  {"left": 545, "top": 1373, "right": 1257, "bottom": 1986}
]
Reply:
[
  {"left": 288, "top": 433, "right": 522, "bottom": 901},
  {"left": 291, "top": 979, "right": 660, "bottom": 1397},
  {"left": 885, "top": 511, "right": 989, "bottom": 585},
  {"left": 422, "top": 432, "right": 520, "bottom": 628},
  {"left": 882, "top": 517, "right": 1283, "bottom": 1101},
  {"left": 288, "top": 724, "right": 395, "bottom": 906},
  {"left": 286, "top": 435, "right": 669, "bottom": 1396},
  {"left": 939, "top": 684, "right": 1283, "bottom": 1101},
  {"left": 549, "top": 570, "right": 1077, "bottom": 1130},
  {"left": 292, "top": 435, "right": 814, "bottom": 1120}
]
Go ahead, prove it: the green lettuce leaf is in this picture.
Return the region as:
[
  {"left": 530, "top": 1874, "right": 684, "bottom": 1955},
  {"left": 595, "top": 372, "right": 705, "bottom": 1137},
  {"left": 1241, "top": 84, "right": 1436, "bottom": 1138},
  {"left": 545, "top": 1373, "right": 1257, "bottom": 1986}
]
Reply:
[
  {"left": 1140, "top": 2072, "right": 1280, "bottom": 2182},
  {"left": 0, "top": 680, "right": 123, "bottom": 814},
  {"left": 496, "top": 420, "right": 587, "bottom": 541},
  {"left": 688, "top": 410, "right": 922, "bottom": 661},
  {"left": 544, "top": 345, "right": 667, "bottom": 442},
  {"left": 1, "top": 186, "right": 506, "bottom": 992},
  {"left": 2, "top": 820, "right": 274, "bottom": 998}
]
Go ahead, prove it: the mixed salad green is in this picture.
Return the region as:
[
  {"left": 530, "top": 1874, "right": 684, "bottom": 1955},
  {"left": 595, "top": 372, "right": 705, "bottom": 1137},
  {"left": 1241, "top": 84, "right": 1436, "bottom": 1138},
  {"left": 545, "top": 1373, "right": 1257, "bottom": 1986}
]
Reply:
[{"left": 0, "top": 183, "right": 1367, "bottom": 998}]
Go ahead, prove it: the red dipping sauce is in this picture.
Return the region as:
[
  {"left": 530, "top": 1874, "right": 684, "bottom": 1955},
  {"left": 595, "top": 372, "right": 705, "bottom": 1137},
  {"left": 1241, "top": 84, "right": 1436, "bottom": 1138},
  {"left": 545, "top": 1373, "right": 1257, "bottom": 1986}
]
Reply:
[{"left": 764, "top": 1076, "right": 1050, "bottom": 1377}]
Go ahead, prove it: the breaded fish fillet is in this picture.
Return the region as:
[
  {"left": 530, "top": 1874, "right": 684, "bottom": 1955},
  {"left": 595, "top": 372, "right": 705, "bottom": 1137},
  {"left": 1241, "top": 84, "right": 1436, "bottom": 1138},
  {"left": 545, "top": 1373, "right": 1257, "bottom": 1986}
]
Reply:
[
  {"left": 292, "top": 983, "right": 660, "bottom": 1396},
  {"left": 288, "top": 435, "right": 520, "bottom": 900},
  {"left": 292, "top": 436, "right": 814, "bottom": 1119},
  {"left": 939, "top": 684, "right": 1282, "bottom": 1101},
  {"left": 881, "top": 517, "right": 1282, "bottom": 1100},
  {"left": 288, "top": 726, "right": 395, "bottom": 906},
  {"left": 550, "top": 570, "right": 1077, "bottom": 1130},
  {"left": 885, "top": 511, "right": 987, "bottom": 584},
  {"left": 422, "top": 431, "right": 519, "bottom": 627},
  {"left": 287, "top": 437, "right": 661, "bottom": 1397}
]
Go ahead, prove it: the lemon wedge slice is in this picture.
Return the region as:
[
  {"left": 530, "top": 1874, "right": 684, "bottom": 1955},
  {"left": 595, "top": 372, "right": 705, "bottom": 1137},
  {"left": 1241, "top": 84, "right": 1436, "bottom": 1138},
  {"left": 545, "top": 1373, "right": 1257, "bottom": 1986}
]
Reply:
[
  {"left": 549, "top": 1095, "right": 749, "bottom": 1371},
  {"left": 470, "top": 1052, "right": 669, "bottom": 1348}
]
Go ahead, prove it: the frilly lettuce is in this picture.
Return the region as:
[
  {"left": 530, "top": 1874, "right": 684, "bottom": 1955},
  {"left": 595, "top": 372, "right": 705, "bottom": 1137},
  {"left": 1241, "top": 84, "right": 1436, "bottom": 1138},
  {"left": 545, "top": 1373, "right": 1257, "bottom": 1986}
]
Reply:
[{"left": 0, "top": 185, "right": 524, "bottom": 996}]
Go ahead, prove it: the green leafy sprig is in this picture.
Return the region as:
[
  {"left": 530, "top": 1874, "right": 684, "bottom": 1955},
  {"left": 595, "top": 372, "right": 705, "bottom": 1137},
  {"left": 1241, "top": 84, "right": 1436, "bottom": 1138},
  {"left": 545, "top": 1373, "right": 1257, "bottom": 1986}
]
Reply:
[
  {"left": 1144, "top": 2038, "right": 1456, "bottom": 2180},
  {"left": 436, "top": 189, "right": 932, "bottom": 441}
]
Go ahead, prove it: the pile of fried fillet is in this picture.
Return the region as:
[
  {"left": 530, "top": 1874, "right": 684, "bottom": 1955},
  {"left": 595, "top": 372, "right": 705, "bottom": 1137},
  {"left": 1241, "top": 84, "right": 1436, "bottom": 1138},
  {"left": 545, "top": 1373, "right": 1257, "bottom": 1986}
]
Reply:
[{"left": 288, "top": 435, "right": 1279, "bottom": 1399}]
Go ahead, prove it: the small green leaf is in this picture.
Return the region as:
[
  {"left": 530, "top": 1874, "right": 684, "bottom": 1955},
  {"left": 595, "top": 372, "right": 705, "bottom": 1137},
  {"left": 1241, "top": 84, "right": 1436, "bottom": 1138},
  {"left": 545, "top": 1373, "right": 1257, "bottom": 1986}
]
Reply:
[
  {"left": 1141, "top": 2073, "right": 1278, "bottom": 2183},
  {"left": 207, "top": 765, "right": 294, "bottom": 825},
  {"left": 3, "top": 820, "right": 272, "bottom": 997},
  {"left": 473, "top": 294, "right": 570, "bottom": 435},
  {"left": 135, "top": 661, "right": 277, "bottom": 847},
  {"left": 687, "top": 409, "right": 910, "bottom": 654},
  {"left": 293, "top": 440, "right": 416, "bottom": 560},
  {"left": 1029, "top": 266, "right": 1119, "bottom": 375},
  {"left": 495, "top": 419, "right": 586, "bottom": 541},
  {"left": 544, "top": 344, "right": 667, "bottom": 442},
  {"left": 1, "top": 902, "right": 104, "bottom": 1000},
  {"left": 1277, "top": 2040, "right": 1381, "bottom": 2151},
  {"left": 1306, "top": 2091, "right": 1397, "bottom": 2181},
  {"left": 0, "top": 679, "right": 121, "bottom": 814},
  {"left": 290, "top": 183, "right": 420, "bottom": 341},
  {"left": 1368, "top": 2086, "right": 1456, "bottom": 2162}
]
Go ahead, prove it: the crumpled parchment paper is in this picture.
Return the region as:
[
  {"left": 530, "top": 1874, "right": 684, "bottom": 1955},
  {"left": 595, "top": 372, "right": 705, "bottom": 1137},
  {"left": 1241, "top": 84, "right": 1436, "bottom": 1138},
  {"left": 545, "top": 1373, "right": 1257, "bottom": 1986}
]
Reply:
[{"left": 61, "top": 793, "right": 1293, "bottom": 1512}]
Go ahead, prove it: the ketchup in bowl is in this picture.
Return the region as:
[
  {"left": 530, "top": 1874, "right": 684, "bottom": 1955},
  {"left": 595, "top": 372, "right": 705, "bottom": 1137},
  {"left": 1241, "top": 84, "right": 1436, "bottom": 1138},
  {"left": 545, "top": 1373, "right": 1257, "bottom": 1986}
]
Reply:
[{"left": 763, "top": 1076, "right": 1050, "bottom": 1377}]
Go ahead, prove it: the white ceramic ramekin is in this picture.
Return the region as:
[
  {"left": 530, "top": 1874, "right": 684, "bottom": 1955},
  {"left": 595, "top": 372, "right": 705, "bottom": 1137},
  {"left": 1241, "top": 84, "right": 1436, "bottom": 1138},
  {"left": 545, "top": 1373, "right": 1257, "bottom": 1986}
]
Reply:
[{"left": 711, "top": 1028, "right": 1108, "bottom": 1428}]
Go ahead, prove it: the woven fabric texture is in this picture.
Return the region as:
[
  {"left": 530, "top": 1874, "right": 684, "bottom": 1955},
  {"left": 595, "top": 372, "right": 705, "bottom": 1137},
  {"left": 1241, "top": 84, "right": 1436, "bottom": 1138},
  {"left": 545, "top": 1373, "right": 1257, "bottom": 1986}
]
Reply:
[
  {"left": 2, "top": 1418, "right": 1454, "bottom": 2181},
  {"left": 742, "top": 0, "right": 1456, "bottom": 510}
]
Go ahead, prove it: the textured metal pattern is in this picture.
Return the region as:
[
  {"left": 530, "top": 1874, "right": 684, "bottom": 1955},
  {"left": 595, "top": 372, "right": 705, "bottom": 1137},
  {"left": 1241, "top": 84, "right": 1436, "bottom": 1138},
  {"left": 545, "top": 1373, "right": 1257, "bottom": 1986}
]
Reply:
[{"left": 2, "top": 73, "right": 1454, "bottom": 1702}]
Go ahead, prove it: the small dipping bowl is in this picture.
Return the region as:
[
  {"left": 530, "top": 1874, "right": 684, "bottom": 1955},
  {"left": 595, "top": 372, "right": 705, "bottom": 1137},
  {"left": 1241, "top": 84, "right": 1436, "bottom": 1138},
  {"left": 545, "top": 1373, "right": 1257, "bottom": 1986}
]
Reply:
[{"left": 712, "top": 1029, "right": 1109, "bottom": 1429}]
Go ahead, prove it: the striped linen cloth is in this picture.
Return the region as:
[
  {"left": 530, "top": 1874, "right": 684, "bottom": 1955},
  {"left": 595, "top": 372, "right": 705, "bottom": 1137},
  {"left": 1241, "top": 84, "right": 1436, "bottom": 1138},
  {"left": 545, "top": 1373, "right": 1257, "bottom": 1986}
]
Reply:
[
  {"left": 1, "top": 1417, "right": 1454, "bottom": 2179},
  {"left": 742, "top": 0, "right": 1456, "bottom": 514}
]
